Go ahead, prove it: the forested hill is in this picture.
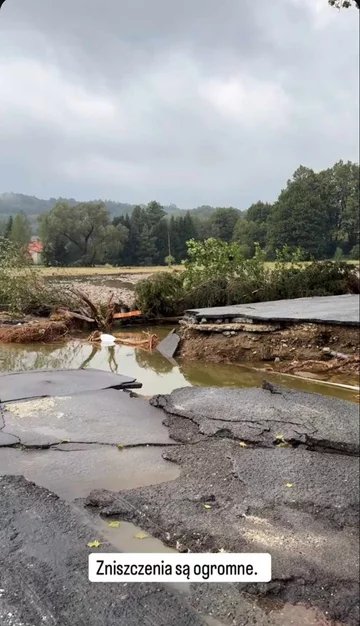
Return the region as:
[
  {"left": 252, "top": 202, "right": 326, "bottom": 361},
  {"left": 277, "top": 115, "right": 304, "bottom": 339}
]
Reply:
[{"left": 0, "top": 192, "right": 219, "bottom": 220}]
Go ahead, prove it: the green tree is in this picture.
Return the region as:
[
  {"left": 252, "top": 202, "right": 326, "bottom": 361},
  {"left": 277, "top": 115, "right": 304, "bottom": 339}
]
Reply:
[
  {"left": 10, "top": 212, "right": 32, "bottom": 245},
  {"left": 138, "top": 224, "right": 158, "bottom": 266},
  {"left": 42, "top": 234, "right": 69, "bottom": 266},
  {"left": 246, "top": 201, "right": 272, "bottom": 224},
  {"left": 145, "top": 200, "right": 166, "bottom": 227},
  {"left": 267, "top": 166, "right": 332, "bottom": 259},
  {"left": 4, "top": 215, "right": 13, "bottom": 239},
  {"left": 113, "top": 214, "right": 132, "bottom": 265},
  {"left": 208, "top": 207, "right": 240, "bottom": 243},
  {"left": 40, "top": 201, "right": 126, "bottom": 266},
  {"left": 322, "top": 161, "right": 359, "bottom": 255},
  {"left": 233, "top": 219, "right": 267, "bottom": 257}
]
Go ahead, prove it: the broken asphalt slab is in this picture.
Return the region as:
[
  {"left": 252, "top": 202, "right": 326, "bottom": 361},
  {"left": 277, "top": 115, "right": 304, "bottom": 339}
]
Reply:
[
  {"left": 150, "top": 385, "right": 360, "bottom": 455},
  {"left": 185, "top": 294, "right": 360, "bottom": 326},
  {"left": 0, "top": 388, "right": 176, "bottom": 448},
  {"left": 86, "top": 440, "right": 360, "bottom": 626},
  {"left": 0, "top": 368, "right": 139, "bottom": 403},
  {"left": 156, "top": 329, "right": 181, "bottom": 360},
  {"left": 0, "top": 475, "right": 207, "bottom": 626}
]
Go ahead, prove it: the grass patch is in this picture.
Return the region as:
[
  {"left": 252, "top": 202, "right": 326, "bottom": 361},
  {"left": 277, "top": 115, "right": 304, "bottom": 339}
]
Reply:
[{"left": 33, "top": 265, "right": 185, "bottom": 278}]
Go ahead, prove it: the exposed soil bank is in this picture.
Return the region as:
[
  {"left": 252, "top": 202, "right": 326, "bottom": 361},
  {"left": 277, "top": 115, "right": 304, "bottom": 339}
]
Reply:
[
  {"left": 0, "top": 316, "right": 73, "bottom": 343},
  {"left": 178, "top": 323, "right": 360, "bottom": 378}
]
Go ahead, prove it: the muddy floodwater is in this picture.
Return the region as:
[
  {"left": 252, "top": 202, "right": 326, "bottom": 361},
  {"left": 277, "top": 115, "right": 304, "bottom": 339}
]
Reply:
[{"left": 0, "top": 326, "right": 358, "bottom": 402}]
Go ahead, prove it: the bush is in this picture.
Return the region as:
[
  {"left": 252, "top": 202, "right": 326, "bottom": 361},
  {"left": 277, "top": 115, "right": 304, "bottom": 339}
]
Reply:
[
  {"left": 135, "top": 271, "right": 184, "bottom": 318},
  {"left": 334, "top": 246, "right": 344, "bottom": 260},
  {"left": 0, "top": 238, "right": 74, "bottom": 315},
  {"left": 134, "top": 240, "right": 359, "bottom": 319},
  {"left": 349, "top": 244, "right": 360, "bottom": 261}
]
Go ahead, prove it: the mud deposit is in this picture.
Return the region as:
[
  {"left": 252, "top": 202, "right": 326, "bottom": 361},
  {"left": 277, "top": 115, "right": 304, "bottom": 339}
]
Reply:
[{"left": 86, "top": 385, "right": 360, "bottom": 626}]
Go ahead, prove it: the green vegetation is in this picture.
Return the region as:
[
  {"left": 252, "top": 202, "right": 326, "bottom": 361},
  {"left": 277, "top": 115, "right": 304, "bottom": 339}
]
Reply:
[
  {"left": 0, "top": 160, "right": 359, "bottom": 267},
  {"left": 0, "top": 238, "right": 73, "bottom": 315},
  {"left": 135, "top": 239, "right": 359, "bottom": 318}
]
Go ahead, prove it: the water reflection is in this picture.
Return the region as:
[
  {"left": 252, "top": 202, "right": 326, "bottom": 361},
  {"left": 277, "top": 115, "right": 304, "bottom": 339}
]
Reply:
[{"left": 0, "top": 331, "right": 358, "bottom": 402}]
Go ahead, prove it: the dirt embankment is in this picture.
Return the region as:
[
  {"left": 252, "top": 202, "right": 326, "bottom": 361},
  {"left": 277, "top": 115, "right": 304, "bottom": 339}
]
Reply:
[{"left": 178, "top": 322, "right": 360, "bottom": 377}]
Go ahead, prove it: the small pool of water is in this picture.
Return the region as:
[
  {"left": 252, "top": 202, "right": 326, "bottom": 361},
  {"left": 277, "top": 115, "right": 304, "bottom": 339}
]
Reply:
[{"left": 0, "top": 326, "right": 358, "bottom": 402}]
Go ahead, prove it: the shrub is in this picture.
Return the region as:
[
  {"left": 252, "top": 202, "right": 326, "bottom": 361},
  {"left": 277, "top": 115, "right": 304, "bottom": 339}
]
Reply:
[
  {"left": 134, "top": 240, "right": 359, "bottom": 319},
  {"left": 135, "top": 271, "right": 184, "bottom": 318},
  {"left": 349, "top": 244, "right": 359, "bottom": 261},
  {"left": 0, "top": 237, "right": 74, "bottom": 315}
]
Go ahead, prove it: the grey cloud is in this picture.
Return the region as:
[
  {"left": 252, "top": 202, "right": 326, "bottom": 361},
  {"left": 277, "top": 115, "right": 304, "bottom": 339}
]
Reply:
[{"left": 0, "top": 0, "right": 358, "bottom": 208}]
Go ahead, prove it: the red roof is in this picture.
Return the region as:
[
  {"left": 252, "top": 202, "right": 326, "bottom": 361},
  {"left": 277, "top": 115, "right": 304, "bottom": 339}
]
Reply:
[{"left": 28, "top": 241, "right": 43, "bottom": 253}]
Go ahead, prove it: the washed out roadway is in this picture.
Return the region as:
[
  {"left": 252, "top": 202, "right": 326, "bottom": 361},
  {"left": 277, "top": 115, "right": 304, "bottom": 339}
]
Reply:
[
  {"left": 0, "top": 475, "right": 206, "bottom": 626},
  {"left": 87, "top": 384, "right": 359, "bottom": 626},
  {"left": 0, "top": 367, "right": 139, "bottom": 403},
  {"left": 1, "top": 370, "right": 359, "bottom": 625},
  {"left": 0, "top": 369, "right": 205, "bottom": 626},
  {"left": 186, "top": 293, "right": 360, "bottom": 325}
]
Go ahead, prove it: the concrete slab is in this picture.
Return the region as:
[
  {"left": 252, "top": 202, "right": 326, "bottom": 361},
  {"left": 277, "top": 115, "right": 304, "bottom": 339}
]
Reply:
[
  {"left": 151, "top": 385, "right": 360, "bottom": 455},
  {"left": 0, "top": 475, "right": 206, "bottom": 626},
  {"left": 0, "top": 368, "right": 139, "bottom": 403},
  {"left": 156, "top": 329, "right": 181, "bottom": 360},
  {"left": 1, "top": 389, "right": 174, "bottom": 447},
  {"left": 186, "top": 294, "right": 360, "bottom": 326}
]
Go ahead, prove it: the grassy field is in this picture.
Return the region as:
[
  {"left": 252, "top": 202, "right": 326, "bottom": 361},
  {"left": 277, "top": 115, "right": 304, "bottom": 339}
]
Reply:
[
  {"left": 34, "top": 260, "right": 358, "bottom": 278},
  {"left": 34, "top": 265, "right": 184, "bottom": 277}
]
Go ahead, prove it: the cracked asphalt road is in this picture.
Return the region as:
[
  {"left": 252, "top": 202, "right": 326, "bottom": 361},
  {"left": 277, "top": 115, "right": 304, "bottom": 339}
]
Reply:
[
  {"left": 1, "top": 371, "right": 359, "bottom": 626},
  {"left": 0, "top": 388, "right": 176, "bottom": 447},
  {"left": 150, "top": 384, "right": 360, "bottom": 455},
  {"left": 87, "top": 385, "right": 359, "bottom": 626},
  {"left": 0, "top": 475, "right": 207, "bottom": 626},
  {"left": 0, "top": 368, "right": 138, "bottom": 402}
]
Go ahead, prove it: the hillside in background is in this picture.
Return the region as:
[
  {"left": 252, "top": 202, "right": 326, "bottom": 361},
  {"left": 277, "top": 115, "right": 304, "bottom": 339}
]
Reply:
[{"left": 0, "top": 192, "right": 221, "bottom": 221}]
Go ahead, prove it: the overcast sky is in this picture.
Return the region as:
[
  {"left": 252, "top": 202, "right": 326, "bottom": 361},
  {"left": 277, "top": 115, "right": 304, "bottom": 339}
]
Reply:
[{"left": 0, "top": 0, "right": 358, "bottom": 209}]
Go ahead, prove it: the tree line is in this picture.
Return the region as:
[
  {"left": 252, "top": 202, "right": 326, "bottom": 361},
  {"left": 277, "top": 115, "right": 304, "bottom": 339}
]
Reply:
[{"left": 0, "top": 160, "right": 358, "bottom": 265}]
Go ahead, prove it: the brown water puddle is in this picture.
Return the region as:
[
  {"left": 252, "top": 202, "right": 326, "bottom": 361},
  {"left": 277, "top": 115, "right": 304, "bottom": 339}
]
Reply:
[{"left": 0, "top": 446, "right": 180, "bottom": 500}]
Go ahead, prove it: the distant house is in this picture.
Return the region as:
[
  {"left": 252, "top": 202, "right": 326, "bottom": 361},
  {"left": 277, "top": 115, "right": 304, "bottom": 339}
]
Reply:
[{"left": 28, "top": 238, "right": 43, "bottom": 265}]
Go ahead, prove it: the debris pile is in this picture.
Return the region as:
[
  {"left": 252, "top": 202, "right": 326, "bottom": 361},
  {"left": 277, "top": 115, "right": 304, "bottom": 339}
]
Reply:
[
  {"left": 88, "top": 330, "right": 158, "bottom": 351},
  {"left": 0, "top": 317, "right": 71, "bottom": 343}
]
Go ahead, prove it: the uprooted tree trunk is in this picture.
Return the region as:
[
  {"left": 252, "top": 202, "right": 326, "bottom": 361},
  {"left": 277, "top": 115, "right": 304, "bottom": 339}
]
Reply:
[{"left": 59, "top": 289, "right": 117, "bottom": 332}]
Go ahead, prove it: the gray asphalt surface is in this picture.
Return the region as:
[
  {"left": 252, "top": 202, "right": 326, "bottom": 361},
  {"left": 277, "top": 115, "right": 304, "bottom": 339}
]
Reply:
[
  {"left": 186, "top": 294, "right": 360, "bottom": 325},
  {"left": 0, "top": 368, "right": 138, "bottom": 403},
  {"left": 1, "top": 373, "right": 359, "bottom": 625},
  {"left": 0, "top": 475, "right": 207, "bottom": 626},
  {"left": 87, "top": 440, "right": 359, "bottom": 625},
  {"left": 0, "top": 388, "right": 175, "bottom": 447},
  {"left": 86, "top": 384, "right": 359, "bottom": 626},
  {"left": 150, "top": 385, "right": 360, "bottom": 455}
]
